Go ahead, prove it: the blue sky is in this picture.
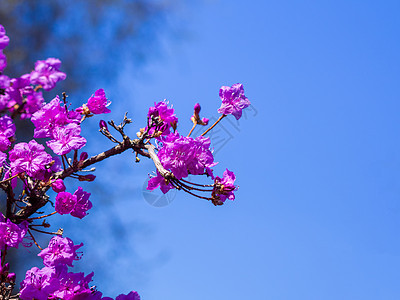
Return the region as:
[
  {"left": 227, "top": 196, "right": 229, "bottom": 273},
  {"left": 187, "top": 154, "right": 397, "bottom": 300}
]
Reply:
[{"left": 54, "top": 0, "right": 400, "bottom": 299}]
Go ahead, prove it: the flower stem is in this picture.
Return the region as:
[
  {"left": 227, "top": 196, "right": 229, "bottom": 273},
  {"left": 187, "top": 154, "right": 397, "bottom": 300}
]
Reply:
[
  {"left": 187, "top": 122, "right": 197, "bottom": 137},
  {"left": 0, "top": 173, "right": 21, "bottom": 184},
  {"left": 27, "top": 229, "right": 43, "bottom": 250},
  {"left": 28, "top": 211, "right": 57, "bottom": 221},
  {"left": 201, "top": 114, "right": 226, "bottom": 136}
]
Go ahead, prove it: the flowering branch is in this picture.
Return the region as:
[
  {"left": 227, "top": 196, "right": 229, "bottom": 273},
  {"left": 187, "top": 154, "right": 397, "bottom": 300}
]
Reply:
[{"left": 0, "top": 23, "right": 251, "bottom": 300}]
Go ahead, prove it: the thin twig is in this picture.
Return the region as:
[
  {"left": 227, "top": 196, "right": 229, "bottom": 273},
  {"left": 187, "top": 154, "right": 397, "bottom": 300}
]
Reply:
[
  {"left": 27, "top": 229, "right": 43, "bottom": 250},
  {"left": 201, "top": 114, "right": 226, "bottom": 136},
  {"left": 0, "top": 173, "right": 21, "bottom": 185},
  {"left": 187, "top": 122, "right": 197, "bottom": 137},
  {"left": 172, "top": 179, "right": 213, "bottom": 200},
  {"left": 28, "top": 211, "right": 57, "bottom": 221}
]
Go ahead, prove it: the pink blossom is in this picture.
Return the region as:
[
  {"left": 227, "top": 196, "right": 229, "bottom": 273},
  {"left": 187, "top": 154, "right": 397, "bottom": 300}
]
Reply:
[
  {"left": 0, "top": 25, "right": 9, "bottom": 50},
  {"left": 218, "top": 83, "right": 250, "bottom": 120},
  {"left": 87, "top": 89, "right": 111, "bottom": 114},
  {"left": 9, "top": 140, "right": 53, "bottom": 180},
  {"left": 0, "top": 51, "right": 6, "bottom": 73},
  {"left": 30, "top": 58, "right": 66, "bottom": 91},
  {"left": 55, "top": 192, "right": 77, "bottom": 215},
  {"left": 31, "top": 96, "right": 80, "bottom": 139},
  {"left": 47, "top": 123, "right": 87, "bottom": 155},
  {"left": 146, "top": 100, "right": 178, "bottom": 137},
  {"left": 116, "top": 291, "right": 141, "bottom": 300},
  {"left": 70, "top": 187, "right": 92, "bottom": 219},
  {"left": 38, "top": 236, "right": 83, "bottom": 267},
  {"left": 0, "top": 217, "right": 28, "bottom": 249},
  {"left": 213, "top": 169, "right": 238, "bottom": 203},
  {"left": 51, "top": 179, "right": 66, "bottom": 193}
]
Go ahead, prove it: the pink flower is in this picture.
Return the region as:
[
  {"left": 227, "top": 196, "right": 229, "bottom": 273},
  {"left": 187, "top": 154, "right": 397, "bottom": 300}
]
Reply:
[
  {"left": 31, "top": 96, "right": 79, "bottom": 139},
  {"left": 38, "top": 236, "right": 83, "bottom": 267},
  {"left": 218, "top": 83, "right": 250, "bottom": 120},
  {"left": 19, "top": 266, "right": 59, "bottom": 300},
  {"left": 116, "top": 291, "right": 141, "bottom": 300},
  {"left": 147, "top": 132, "right": 217, "bottom": 193},
  {"left": 70, "top": 187, "right": 92, "bottom": 219},
  {"left": 212, "top": 169, "right": 238, "bottom": 203},
  {"left": 146, "top": 100, "right": 178, "bottom": 137},
  {"left": 47, "top": 123, "right": 87, "bottom": 155},
  {"left": 0, "top": 217, "right": 28, "bottom": 249},
  {"left": 30, "top": 58, "right": 66, "bottom": 91},
  {"left": 55, "top": 192, "right": 77, "bottom": 215},
  {"left": 0, "top": 25, "right": 9, "bottom": 50},
  {"left": 55, "top": 188, "right": 92, "bottom": 219},
  {"left": 87, "top": 89, "right": 111, "bottom": 114},
  {"left": 51, "top": 179, "right": 66, "bottom": 193},
  {"left": 0, "top": 51, "right": 6, "bottom": 73},
  {"left": 9, "top": 140, "right": 53, "bottom": 180}
]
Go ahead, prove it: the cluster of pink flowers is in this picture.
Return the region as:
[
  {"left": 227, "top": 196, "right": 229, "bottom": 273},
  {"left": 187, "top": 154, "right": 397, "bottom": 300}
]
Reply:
[
  {"left": 0, "top": 22, "right": 251, "bottom": 299},
  {"left": 0, "top": 213, "right": 28, "bottom": 250},
  {"left": 0, "top": 115, "right": 15, "bottom": 152},
  {"left": 55, "top": 187, "right": 92, "bottom": 219},
  {"left": 30, "top": 58, "right": 67, "bottom": 91},
  {"left": 31, "top": 96, "right": 86, "bottom": 155},
  {"left": 0, "top": 30, "right": 64, "bottom": 120},
  {"left": 147, "top": 132, "right": 217, "bottom": 193},
  {"left": 20, "top": 236, "right": 140, "bottom": 300},
  {"left": 145, "top": 89, "right": 250, "bottom": 205},
  {"left": 0, "top": 25, "right": 9, "bottom": 73}
]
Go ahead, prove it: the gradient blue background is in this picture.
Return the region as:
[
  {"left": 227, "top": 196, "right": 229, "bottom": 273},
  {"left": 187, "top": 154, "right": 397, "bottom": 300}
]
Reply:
[{"left": 55, "top": 1, "right": 400, "bottom": 299}]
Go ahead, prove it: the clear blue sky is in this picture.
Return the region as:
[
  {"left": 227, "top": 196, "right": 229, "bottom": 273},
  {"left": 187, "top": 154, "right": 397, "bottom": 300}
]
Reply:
[{"left": 59, "top": 1, "right": 400, "bottom": 299}]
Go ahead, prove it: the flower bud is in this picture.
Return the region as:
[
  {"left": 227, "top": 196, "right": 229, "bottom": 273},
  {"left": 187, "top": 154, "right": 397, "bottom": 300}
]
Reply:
[
  {"left": 99, "top": 120, "right": 108, "bottom": 131},
  {"left": 201, "top": 117, "right": 209, "bottom": 125},
  {"left": 3, "top": 263, "right": 9, "bottom": 272},
  {"left": 79, "top": 152, "right": 88, "bottom": 161},
  {"left": 171, "top": 120, "right": 177, "bottom": 132},
  {"left": 52, "top": 179, "right": 66, "bottom": 193},
  {"left": 78, "top": 174, "right": 96, "bottom": 182},
  {"left": 51, "top": 157, "right": 62, "bottom": 172},
  {"left": 194, "top": 103, "right": 201, "bottom": 115},
  {"left": 7, "top": 272, "right": 16, "bottom": 282}
]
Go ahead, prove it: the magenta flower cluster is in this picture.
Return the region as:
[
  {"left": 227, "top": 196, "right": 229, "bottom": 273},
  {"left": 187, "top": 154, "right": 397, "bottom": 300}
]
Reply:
[
  {"left": 9, "top": 140, "right": 53, "bottom": 184},
  {"left": 0, "top": 25, "right": 9, "bottom": 72},
  {"left": 31, "top": 96, "right": 86, "bottom": 156},
  {"left": 30, "top": 58, "right": 67, "bottom": 91},
  {"left": 0, "top": 26, "right": 65, "bottom": 119},
  {"left": 147, "top": 132, "right": 217, "bottom": 193},
  {"left": 0, "top": 23, "right": 250, "bottom": 299},
  {"left": 0, "top": 115, "right": 15, "bottom": 151},
  {"left": 20, "top": 236, "right": 139, "bottom": 300},
  {"left": 0, "top": 75, "right": 45, "bottom": 119},
  {"left": 55, "top": 187, "right": 93, "bottom": 219},
  {"left": 0, "top": 213, "right": 28, "bottom": 250},
  {"left": 76, "top": 88, "right": 112, "bottom": 117}
]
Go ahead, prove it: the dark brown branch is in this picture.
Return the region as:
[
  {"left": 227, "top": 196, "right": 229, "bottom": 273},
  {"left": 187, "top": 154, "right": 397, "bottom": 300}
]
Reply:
[
  {"left": 5, "top": 183, "right": 15, "bottom": 219},
  {"left": 10, "top": 127, "right": 179, "bottom": 224},
  {"left": 11, "top": 136, "right": 147, "bottom": 223},
  {"left": 58, "top": 138, "right": 140, "bottom": 180}
]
